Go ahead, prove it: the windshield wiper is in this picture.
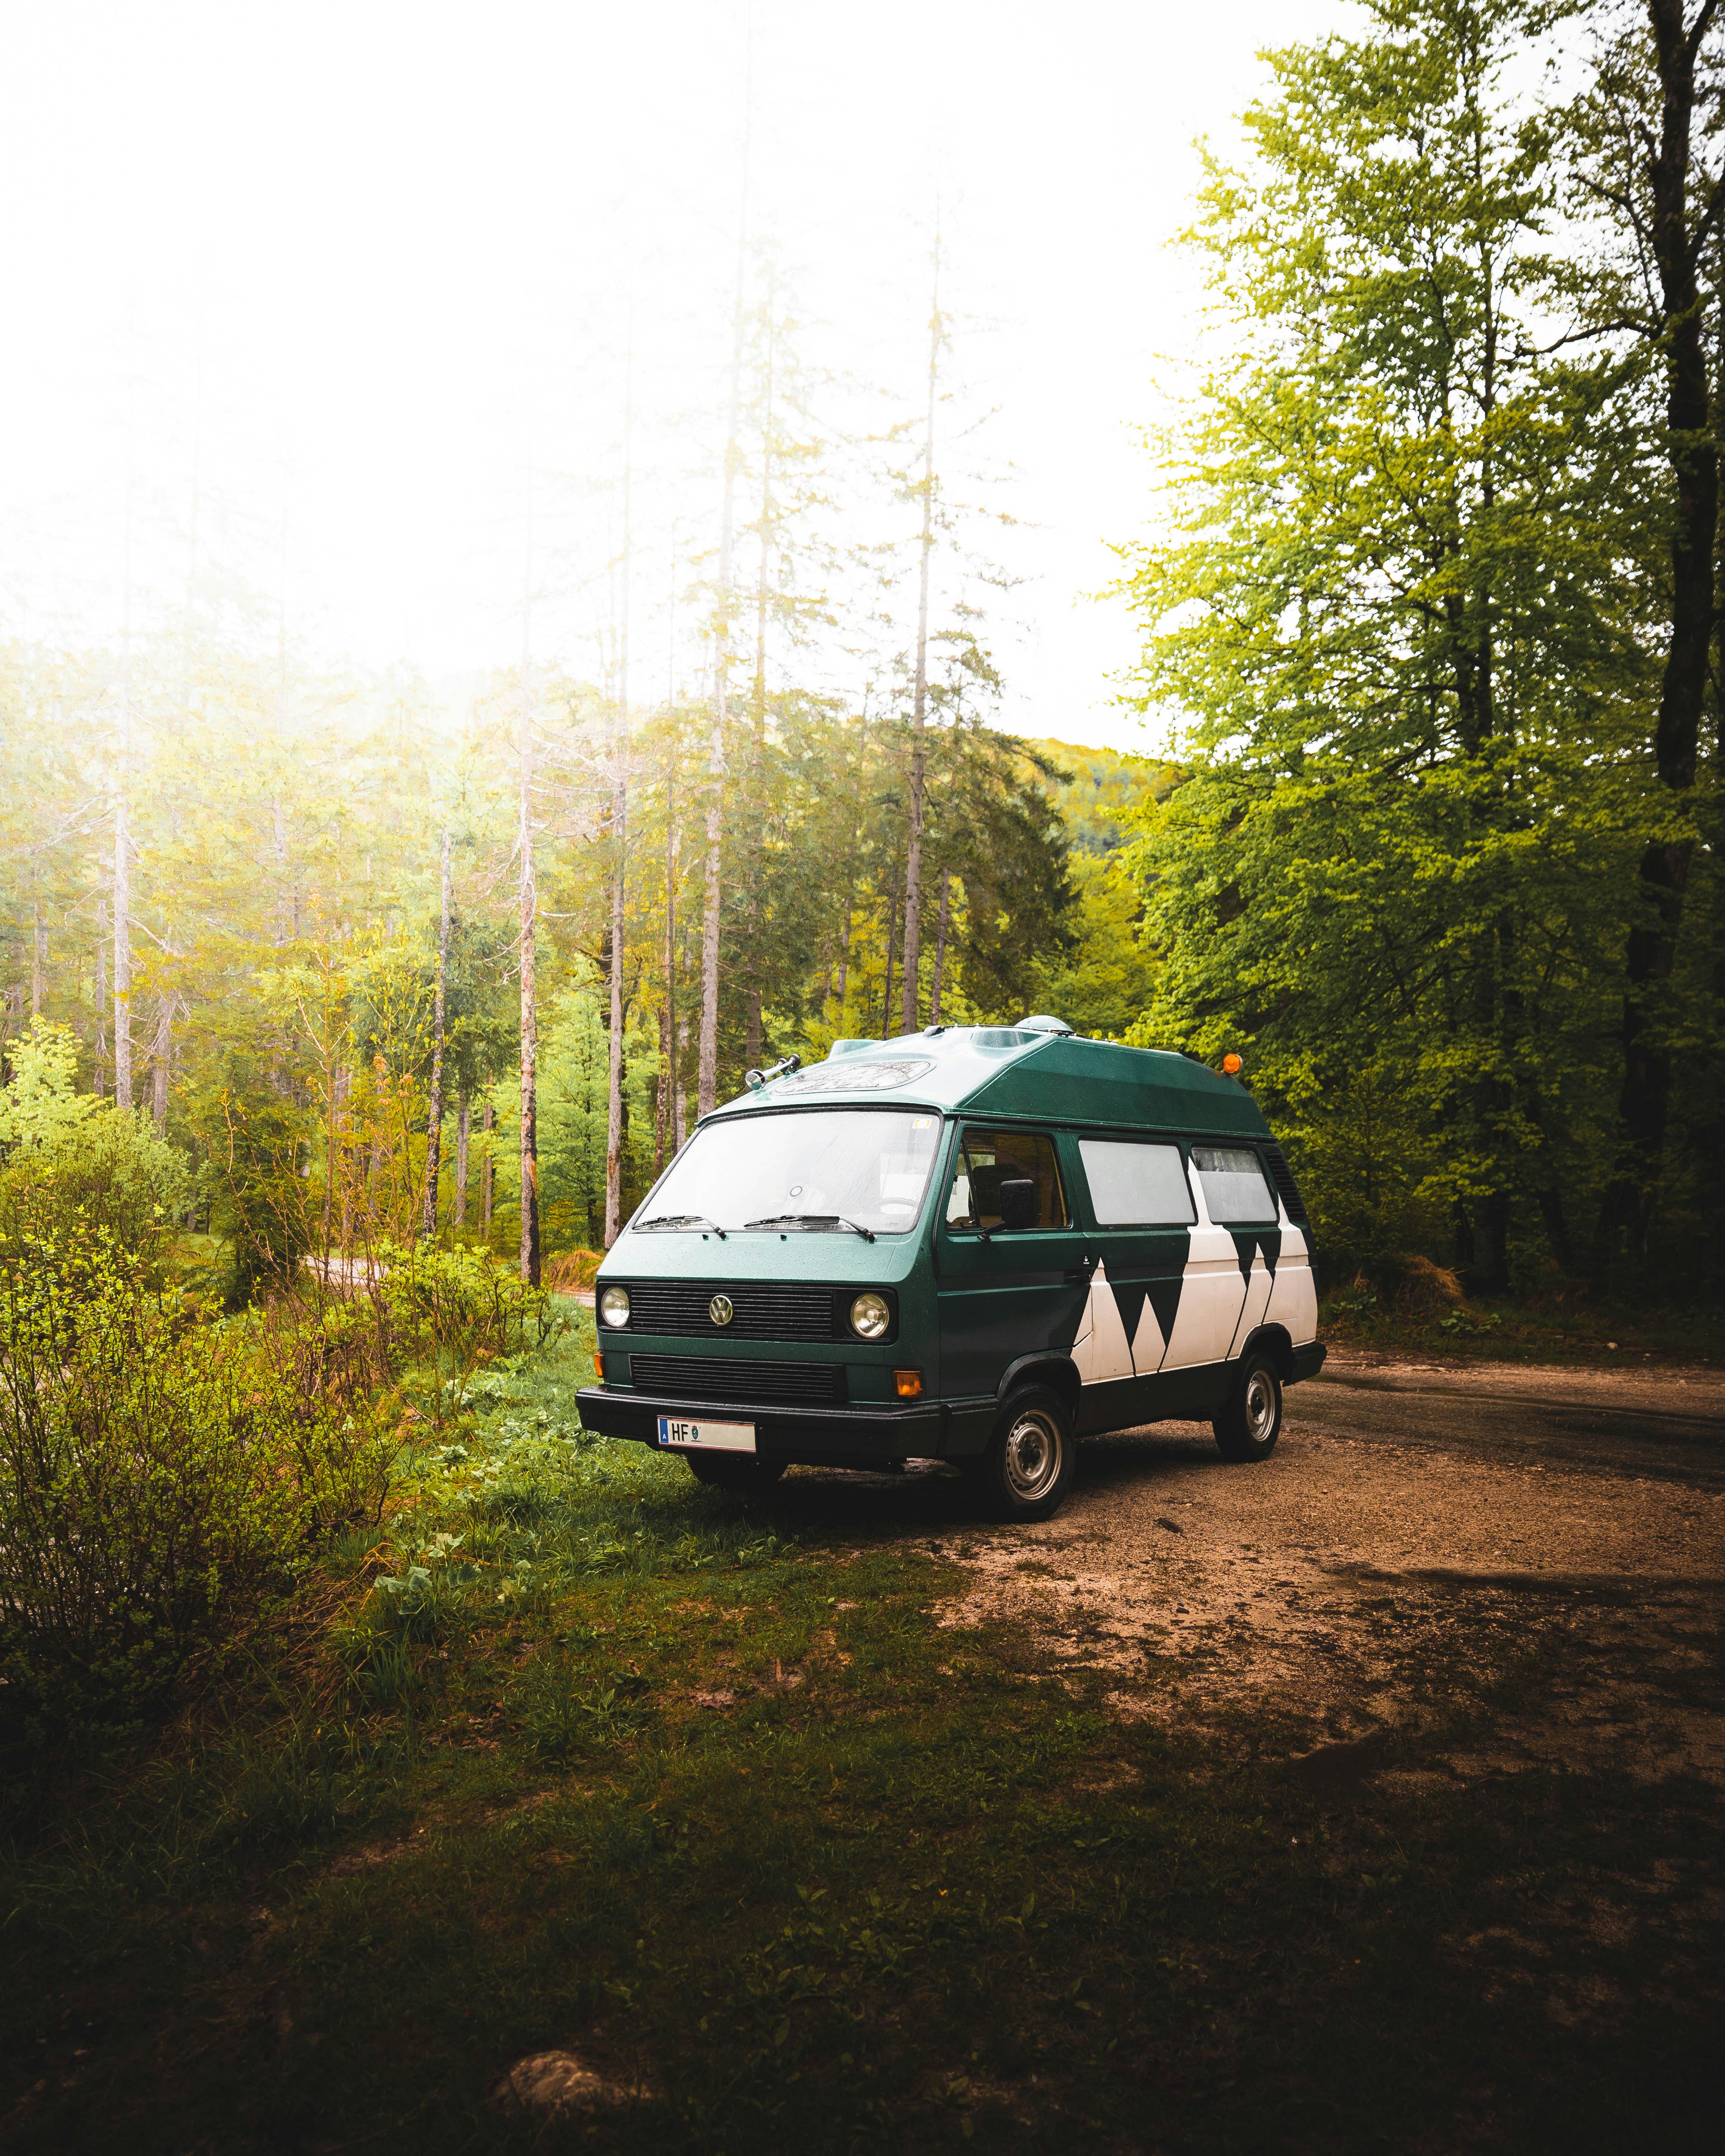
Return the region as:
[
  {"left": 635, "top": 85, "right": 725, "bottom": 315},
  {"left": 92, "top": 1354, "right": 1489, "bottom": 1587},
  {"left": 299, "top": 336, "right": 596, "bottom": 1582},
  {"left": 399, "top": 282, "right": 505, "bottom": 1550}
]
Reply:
[
  {"left": 632, "top": 1213, "right": 728, "bottom": 1239},
  {"left": 743, "top": 1212, "right": 877, "bottom": 1243}
]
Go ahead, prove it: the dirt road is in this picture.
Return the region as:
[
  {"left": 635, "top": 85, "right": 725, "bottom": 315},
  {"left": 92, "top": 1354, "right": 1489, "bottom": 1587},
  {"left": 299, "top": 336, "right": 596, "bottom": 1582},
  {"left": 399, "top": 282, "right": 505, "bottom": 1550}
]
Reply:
[{"left": 789, "top": 1356, "right": 1725, "bottom": 1787}]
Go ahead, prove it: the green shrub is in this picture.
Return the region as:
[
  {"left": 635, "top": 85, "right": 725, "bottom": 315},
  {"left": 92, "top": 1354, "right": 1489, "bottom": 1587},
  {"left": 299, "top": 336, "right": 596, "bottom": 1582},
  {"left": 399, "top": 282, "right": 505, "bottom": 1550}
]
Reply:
[
  {"left": 0, "top": 1209, "right": 391, "bottom": 1729},
  {"left": 0, "top": 1019, "right": 194, "bottom": 1283},
  {"left": 365, "top": 1240, "right": 564, "bottom": 1421}
]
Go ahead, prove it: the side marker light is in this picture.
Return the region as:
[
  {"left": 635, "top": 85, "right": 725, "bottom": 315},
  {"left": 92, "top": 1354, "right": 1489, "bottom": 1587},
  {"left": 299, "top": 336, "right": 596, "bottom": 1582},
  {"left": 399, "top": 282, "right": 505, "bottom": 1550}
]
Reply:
[
  {"left": 593, "top": 1353, "right": 605, "bottom": 1380},
  {"left": 1222, "top": 1053, "right": 1243, "bottom": 1075}
]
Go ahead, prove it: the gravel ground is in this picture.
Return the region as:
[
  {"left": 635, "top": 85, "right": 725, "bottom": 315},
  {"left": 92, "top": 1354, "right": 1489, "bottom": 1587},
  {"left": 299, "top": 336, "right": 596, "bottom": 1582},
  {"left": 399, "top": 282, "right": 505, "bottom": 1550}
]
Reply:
[{"left": 770, "top": 1356, "right": 1725, "bottom": 1791}]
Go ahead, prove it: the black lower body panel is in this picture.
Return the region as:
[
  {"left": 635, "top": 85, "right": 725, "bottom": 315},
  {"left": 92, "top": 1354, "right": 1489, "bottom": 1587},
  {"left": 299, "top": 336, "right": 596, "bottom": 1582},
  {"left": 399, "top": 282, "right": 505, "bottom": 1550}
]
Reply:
[
  {"left": 577, "top": 1386, "right": 946, "bottom": 1467},
  {"left": 1289, "top": 1340, "right": 1327, "bottom": 1384},
  {"left": 1074, "top": 1362, "right": 1232, "bottom": 1436}
]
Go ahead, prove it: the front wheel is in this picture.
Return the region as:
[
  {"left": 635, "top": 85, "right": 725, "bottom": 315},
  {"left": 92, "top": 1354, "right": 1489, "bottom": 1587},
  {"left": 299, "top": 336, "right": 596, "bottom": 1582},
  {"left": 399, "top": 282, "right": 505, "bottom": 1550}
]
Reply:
[
  {"left": 1213, "top": 1352, "right": 1283, "bottom": 1462},
  {"left": 684, "top": 1451, "right": 788, "bottom": 1492},
  {"left": 970, "top": 1385, "right": 1077, "bottom": 1522}
]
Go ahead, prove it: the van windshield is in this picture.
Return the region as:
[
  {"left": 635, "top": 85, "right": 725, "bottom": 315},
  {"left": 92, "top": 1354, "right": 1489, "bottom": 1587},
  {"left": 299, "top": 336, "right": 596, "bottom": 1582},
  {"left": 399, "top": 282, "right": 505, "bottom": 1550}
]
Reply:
[{"left": 630, "top": 1110, "right": 943, "bottom": 1236}]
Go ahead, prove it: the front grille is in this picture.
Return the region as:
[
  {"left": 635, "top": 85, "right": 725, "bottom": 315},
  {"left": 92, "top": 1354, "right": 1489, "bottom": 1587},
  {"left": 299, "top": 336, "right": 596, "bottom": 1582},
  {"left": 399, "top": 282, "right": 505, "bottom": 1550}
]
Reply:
[
  {"left": 627, "top": 1353, "right": 848, "bottom": 1405},
  {"left": 624, "top": 1281, "right": 846, "bottom": 1342}
]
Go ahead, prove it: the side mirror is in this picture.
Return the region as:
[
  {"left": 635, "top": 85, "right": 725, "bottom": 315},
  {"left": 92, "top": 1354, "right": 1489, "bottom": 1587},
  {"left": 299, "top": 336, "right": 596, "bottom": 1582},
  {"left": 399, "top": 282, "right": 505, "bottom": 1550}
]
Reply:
[{"left": 996, "top": 1179, "right": 1038, "bottom": 1232}]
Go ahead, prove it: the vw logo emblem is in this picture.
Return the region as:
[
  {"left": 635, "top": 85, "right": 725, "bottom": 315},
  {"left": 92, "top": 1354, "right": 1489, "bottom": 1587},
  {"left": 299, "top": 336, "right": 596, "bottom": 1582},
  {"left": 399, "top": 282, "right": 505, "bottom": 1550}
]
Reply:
[{"left": 709, "top": 1294, "right": 734, "bottom": 1327}]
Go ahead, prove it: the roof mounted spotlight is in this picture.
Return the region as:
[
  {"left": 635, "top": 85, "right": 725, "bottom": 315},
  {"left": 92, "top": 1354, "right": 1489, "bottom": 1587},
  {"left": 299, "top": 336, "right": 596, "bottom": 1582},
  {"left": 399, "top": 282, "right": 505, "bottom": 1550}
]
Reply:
[
  {"left": 744, "top": 1053, "right": 803, "bottom": 1092},
  {"left": 1016, "top": 1014, "right": 1075, "bottom": 1036}
]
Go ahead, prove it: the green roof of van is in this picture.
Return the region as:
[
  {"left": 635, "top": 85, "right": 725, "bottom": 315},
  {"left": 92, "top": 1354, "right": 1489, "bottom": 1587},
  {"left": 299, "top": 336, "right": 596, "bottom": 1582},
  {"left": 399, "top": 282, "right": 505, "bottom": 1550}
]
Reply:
[{"left": 708, "top": 1027, "right": 1271, "bottom": 1141}]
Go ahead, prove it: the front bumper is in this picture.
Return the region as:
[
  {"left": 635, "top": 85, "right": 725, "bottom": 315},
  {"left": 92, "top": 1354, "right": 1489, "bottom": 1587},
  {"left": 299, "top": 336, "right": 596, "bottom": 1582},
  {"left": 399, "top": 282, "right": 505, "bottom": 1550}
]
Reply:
[{"left": 576, "top": 1385, "right": 950, "bottom": 1466}]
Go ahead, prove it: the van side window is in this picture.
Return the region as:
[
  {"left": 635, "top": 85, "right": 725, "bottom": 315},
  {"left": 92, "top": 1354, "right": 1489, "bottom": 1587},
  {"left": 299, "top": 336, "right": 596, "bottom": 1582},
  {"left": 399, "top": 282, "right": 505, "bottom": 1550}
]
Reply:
[
  {"left": 1078, "top": 1138, "right": 1195, "bottom": 1226},
  {"left": 1191, "top": 1144, "right": 1278, "bottom": 1224},
  {"left": 946, "top": 1128, "right": 1069, "bottom": 1231}
]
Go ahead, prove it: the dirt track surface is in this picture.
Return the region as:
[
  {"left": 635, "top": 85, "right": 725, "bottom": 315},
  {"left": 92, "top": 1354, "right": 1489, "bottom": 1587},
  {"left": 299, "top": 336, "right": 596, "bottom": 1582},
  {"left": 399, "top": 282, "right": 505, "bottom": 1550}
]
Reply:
[{"left": 794, "top": 1356, "right": 1725, "bottom": 1786}]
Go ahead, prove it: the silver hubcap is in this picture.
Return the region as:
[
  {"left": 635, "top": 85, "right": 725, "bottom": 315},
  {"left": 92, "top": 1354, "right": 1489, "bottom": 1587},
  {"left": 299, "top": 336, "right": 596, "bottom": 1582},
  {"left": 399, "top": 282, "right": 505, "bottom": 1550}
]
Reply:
[
  {"left": 1003, "top": 1409, "right": 1064, "bottom": 1501},
  {"left": 1244, "top": 1368, "right": 1277, "bottom": 1443}
]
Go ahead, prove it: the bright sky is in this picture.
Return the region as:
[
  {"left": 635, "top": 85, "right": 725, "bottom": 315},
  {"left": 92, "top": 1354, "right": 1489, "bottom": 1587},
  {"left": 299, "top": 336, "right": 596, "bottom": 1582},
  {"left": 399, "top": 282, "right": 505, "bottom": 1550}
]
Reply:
[{"left": 0, "top": 0, "right": 1350, "bottom": 755}]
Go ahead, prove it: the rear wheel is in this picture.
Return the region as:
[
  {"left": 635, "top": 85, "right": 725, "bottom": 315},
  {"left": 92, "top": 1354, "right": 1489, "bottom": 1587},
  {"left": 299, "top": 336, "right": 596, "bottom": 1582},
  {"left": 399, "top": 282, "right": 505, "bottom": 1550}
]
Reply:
[
  {"left": 970, "top": 1385, "right": 1076, "bottom": 1522},
  {"left": 1213, "top": 1351, "right": 1282, "bottom": 1463},
  {"left": 684, "top": 1452, "right": 788, "bottom": 1492}
]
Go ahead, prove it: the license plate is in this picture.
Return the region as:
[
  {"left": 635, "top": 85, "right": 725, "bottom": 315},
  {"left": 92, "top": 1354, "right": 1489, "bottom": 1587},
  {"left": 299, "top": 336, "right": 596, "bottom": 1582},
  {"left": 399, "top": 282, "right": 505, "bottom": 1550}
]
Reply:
[{"left": 657, "top": 1415, "right": 757, "bottom": 1454}]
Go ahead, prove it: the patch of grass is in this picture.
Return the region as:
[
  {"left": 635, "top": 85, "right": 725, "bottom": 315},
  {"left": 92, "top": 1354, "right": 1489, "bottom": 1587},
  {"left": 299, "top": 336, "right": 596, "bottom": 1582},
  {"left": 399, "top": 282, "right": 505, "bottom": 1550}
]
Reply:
[
  {"left": 2, "top": 1314, "right": 1720, "bottom": 2153},
  {"left": 1319, "top": 1287, "right": 1725, "bottom": 1366}
]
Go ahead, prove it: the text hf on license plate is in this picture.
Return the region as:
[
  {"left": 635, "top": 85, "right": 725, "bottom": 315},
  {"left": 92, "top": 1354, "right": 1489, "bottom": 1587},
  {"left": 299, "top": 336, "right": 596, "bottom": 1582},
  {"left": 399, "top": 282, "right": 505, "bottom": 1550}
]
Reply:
[{"left": 657, "top": 1415, "right": 757, "bottom": 1454}]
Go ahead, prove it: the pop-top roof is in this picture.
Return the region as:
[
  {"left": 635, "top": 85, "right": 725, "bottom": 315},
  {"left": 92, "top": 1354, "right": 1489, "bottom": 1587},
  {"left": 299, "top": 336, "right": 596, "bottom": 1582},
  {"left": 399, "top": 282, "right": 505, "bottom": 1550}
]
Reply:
[{"left": 707, "top": 1027, "right": 1269, "bottom": 1141}]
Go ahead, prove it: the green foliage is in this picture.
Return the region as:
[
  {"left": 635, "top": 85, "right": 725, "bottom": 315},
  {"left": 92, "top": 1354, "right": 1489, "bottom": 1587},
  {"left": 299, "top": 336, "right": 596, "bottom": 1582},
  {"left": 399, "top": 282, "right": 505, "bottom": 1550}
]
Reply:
[
  {"left": 534, "top": 989, "right": 659, "bottom": 1250},
  {"left": 0, "top": 1206, "right": 391, "bottom": 1729},
  {"left": 1114, "top": 0, "right": 1694, "bottom": 1292},
  {"left": 1027, "top": 853, "right": 1158, "bottom": 1039},
  {"left": 0, "top": 1018, "right": 97, "bottom": 1153},
  {"left": 190, "top": 1054, "right": 313, "bottom": 1306}
]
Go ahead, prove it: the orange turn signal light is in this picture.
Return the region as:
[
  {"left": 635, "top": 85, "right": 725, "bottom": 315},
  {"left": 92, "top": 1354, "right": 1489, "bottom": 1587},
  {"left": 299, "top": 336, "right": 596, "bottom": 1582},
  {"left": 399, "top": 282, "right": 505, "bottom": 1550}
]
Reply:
[
  {"left": 1222, "top": 1053, "right": 1243, "bottom": 1075},
  {"left": 593, "top": 1352, "right": 605, "bottom": 1380},
  {"left": 894, "top": 1369, "right": 924, "bottom": 1399}
]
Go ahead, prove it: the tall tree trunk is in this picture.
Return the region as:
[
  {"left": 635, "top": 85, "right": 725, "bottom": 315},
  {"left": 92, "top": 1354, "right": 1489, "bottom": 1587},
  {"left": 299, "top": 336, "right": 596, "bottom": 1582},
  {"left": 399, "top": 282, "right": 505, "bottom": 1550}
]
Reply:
[
  {"left": 113, "top": 763, "right": 132, "bottom": 1112},
  {"left": 655, "top": 1002, "right": 671, "bottom": 1175},
  {"left": 423, "top": 827, "right": 451, "bottom": 1241},
  {"left": 94, "top": 907, "right": 108, "bottom": 1098},
  {"left": 881, "top": 868, "right": 900, "bottom": 1036},
  {"left": 606, "top": 342, "right": 634, "bottom": 1247},
  {"left": 482, "top": 1098, "right": 495, "bottom": 1240},
  {"left": 836, "top": 903, "right": 851, "bottom": 1017},
  {"left": 900, "top": 237, "right": 942, "bottom": 1033},
  {"left": 30, "top": 893, "right": 43, "bottom": 1018},
  {"left": 1600, "top": 0, "right": 1720, "bottom": 1257},
  {"left": 743, "top": 280, "right": 776, "bottom": 1076},
  {"left": 659, "top": 757, "right": 676, "bottom": 1174},
  {"left": 518, "top": 681, "right": 540, "bottom": 1287},
  {"left": 930, "top": 871, "right": 950, "bottom": 1023},
  {"left": 455, "top": 1092, "right": 469, "bottom": 1229},
  {"left": 700, "top": 115, "right": 750, "bottom": 1119}
]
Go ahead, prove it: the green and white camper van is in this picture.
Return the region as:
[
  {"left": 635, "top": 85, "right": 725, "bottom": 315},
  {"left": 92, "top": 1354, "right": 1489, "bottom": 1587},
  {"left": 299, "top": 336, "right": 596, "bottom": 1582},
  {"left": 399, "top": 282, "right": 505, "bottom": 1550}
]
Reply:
[{"left": 575, "top": 1018, "right": 1325, "bottom": 1521}]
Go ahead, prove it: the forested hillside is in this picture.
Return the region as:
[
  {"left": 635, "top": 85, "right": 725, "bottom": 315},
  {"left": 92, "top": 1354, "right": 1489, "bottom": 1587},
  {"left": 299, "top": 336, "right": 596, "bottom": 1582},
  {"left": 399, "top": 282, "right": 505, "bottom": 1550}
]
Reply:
[{"left": 0, "top": 0, "right": 1719, "bottom": 1313}]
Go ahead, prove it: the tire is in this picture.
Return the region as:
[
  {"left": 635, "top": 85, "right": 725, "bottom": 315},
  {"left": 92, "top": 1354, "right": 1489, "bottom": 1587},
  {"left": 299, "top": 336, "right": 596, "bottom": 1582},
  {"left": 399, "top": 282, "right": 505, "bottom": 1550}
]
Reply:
[
  {"left": 684, "top": 1451, "right": 788, "bottom": 1492},
  {"left": 1213, "top": 1351, "right": 1283, "bottom": 1463},
  {"left": 971, "top": 1385, "right": 1077, "bottom": 1522}
]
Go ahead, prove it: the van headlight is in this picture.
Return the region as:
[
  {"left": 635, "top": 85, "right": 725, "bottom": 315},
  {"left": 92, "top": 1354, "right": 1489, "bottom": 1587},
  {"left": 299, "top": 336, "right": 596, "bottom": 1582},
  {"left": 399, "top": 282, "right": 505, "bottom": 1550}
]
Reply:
[
  {"left": 849, "top": 1292, "right": 890, "bottom": 1340},
  {"left": 599, "top": 1285, "right": 631, "bottom": 1328}
]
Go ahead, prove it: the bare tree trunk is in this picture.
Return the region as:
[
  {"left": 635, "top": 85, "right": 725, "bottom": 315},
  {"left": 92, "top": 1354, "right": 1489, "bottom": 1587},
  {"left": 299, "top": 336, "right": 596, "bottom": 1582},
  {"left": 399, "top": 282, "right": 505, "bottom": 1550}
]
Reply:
[
  {"left": 836, "top": 904, "right": 851, "bottom": 1016},
  {"left": 455, "top": 1092, "right": 470, "bottom": 1228},
  {"left": 423, "top": 827, "right": 451, "bottom": 1241},
  {"left": 30, "top": 893, "right": 43, "bottom": 1018},
  {"left": 700, "top": 110, "right": 750, "bottom": 1119},
  {"left": 930, "top": 871, "right": 950, "bottom": 1023},
  {"left": 606, "top": 339, "right": 634, "bottom": 1247},
  {"left": 900, "top": 234, "right": 943, "bottom": 1034},
  {"left": 113, "top": 770, "right": 132, "bottom": 1112},
  {"left": 518, "top": 696, "right": 540, "bottom": 1285},
  {"left": 881, "top": 869, "right": 900, "bottom": 1037},
  {"left": 659, "top": 757, "right": 676, "bottom": 1175},
  {"left": 94, "top": 908, "right": 108, "bottom": 1098},
  {"left": 1598, "top": 0, "right": 1721, "bottom": 1258},
  {"left": 482, "top": 1098, "right": 495, "bottom": 1239}
]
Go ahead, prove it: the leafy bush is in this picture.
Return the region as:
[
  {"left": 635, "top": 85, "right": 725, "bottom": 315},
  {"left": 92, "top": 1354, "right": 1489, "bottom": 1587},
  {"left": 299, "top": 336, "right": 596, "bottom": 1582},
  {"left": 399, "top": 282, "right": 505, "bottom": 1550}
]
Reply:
[
  {"left": 190, "top": 1055, "right": 312, "bottom": 1306},
  {"left": 363, "top": 1240, "right": 564, "bottom": 1423},
  {"left": 0, "top": 1205, "right": 391, "bottom": 1729},
  {"left": 0, "top": 1019, "right": 193, "bottom": 1282}
]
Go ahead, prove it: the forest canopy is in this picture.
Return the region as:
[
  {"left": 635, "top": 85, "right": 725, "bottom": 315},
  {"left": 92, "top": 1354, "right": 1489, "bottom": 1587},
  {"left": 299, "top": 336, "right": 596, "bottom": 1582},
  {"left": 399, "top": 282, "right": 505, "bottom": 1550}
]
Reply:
[{"left": 1, "top": 0, "right": 1719, "bottom": 1310}]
